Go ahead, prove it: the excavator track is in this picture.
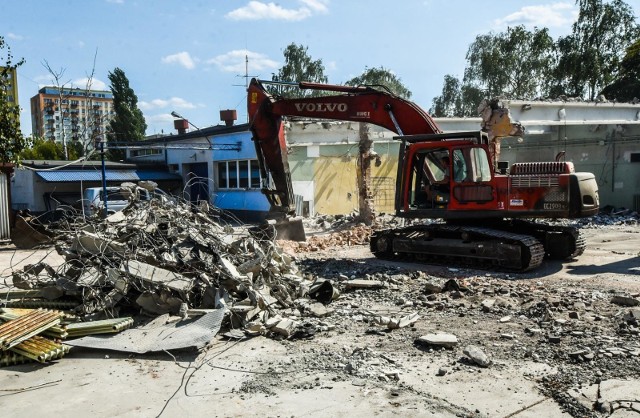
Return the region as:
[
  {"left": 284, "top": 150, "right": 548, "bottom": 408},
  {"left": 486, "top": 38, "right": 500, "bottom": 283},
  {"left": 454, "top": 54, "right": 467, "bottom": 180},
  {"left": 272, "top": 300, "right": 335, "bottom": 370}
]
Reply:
[
  {"left": 501, "top": 220, "right": 586, "bottom": 260},
  {"left": 370, "top": 224, "right": 545, "bottom": 272}
]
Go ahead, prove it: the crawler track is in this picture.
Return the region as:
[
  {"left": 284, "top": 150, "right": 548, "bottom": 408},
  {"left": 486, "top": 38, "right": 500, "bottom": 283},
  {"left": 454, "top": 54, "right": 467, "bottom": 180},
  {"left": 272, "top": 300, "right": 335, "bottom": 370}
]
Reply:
[{"left": 370, "top": 224, "right": 545, "bottom": 272}]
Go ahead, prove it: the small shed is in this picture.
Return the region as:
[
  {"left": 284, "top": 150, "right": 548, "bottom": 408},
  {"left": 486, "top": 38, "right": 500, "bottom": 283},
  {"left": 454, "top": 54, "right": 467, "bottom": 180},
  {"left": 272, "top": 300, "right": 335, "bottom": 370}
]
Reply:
[{"left": 11, "top": 160, "right": 182, "bottom": 213}]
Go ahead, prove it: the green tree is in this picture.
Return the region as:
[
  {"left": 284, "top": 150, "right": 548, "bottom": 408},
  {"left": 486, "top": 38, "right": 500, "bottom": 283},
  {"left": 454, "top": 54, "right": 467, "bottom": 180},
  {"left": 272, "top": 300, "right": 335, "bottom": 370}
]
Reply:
[
  {"left": 430, "top": 75, "right": 484, "bottom": 117},
  {"left": 345, "top": 66, "right": 412, "bottom": 99},
  {"left": 106, "top": 67, "right": 147, "bottom": 161},
  {"left": 431, "top": 75, "right": 462, "bottom": 117},
  {"left": 20, "top": 136, "right": 79, "bottom": 160},
  {"left": 270, "top": 44, "right": 328, "bottom": 98},
  {"left": 464, "top": 25, "right": 555, "bottom": 99},
  {"left": 0, "top": 36, "right": 27, "bottom": 164},
  {"left": 551, "top": 0, "right": 639, "bottom": 100},
  {"left": 600, "top": 38, "right": 640, "bottom": 101}
]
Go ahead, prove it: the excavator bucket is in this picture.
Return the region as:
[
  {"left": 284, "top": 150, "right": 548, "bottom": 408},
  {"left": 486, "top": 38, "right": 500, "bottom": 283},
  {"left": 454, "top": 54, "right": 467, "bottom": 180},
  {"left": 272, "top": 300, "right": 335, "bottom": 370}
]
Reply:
[
  {"left": 273, "top": 217, "right": 306, "bottom": 241},
  {"left": 251, "top": 217, "right": 306, "bottom": 242}
]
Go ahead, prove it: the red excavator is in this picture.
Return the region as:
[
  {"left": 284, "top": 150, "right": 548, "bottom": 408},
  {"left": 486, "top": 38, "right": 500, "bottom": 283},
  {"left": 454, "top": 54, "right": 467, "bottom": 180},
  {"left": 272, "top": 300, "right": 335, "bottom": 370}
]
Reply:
[{"left": 248, "top": 78, "right": 599, "bottom": 271}]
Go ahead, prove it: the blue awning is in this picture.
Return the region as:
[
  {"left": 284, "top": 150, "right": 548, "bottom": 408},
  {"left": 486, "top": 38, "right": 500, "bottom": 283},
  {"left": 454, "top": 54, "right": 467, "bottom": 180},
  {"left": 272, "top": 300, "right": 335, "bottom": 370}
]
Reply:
[{"left": 36, "top": 170, "right": 181, "bottom": 183}]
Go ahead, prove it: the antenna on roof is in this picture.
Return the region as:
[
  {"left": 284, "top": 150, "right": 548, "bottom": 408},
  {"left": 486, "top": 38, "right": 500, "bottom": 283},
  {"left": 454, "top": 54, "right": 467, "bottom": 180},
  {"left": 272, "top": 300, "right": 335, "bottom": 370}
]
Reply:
[{"left": 234, "top": 54, "right": 258, "bottom": 89}]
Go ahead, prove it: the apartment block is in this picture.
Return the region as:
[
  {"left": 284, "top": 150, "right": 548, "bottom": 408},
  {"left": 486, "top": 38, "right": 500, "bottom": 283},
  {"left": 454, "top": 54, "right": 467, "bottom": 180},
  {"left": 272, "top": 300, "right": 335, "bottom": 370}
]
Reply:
[
  {"left": 30, "top": 86, "right": 114, "bottom": 146},
  {"left": 0, "top": 66, "right": 19, "bottom": 106}
]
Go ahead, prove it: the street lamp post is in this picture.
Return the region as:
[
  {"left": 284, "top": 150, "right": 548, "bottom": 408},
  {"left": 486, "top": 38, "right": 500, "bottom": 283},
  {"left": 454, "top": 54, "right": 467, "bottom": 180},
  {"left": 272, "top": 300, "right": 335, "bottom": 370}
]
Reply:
[{"left": 100, "top": 139, "right": 109, "bottom": 217}]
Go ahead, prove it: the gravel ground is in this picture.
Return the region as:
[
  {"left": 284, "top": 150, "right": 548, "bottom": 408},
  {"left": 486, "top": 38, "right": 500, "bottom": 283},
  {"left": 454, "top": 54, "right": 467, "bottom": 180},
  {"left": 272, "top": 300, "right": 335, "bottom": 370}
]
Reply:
[{"left": 1, "top": 213, "right": 639, "bottom": 417}]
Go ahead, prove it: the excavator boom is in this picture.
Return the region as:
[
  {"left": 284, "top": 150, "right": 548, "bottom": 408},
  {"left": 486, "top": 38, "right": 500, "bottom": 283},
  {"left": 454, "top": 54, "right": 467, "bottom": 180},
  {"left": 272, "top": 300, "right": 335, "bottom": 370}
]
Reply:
[{"left": 248, "top": 78, "right": 441, "bottom": 216}]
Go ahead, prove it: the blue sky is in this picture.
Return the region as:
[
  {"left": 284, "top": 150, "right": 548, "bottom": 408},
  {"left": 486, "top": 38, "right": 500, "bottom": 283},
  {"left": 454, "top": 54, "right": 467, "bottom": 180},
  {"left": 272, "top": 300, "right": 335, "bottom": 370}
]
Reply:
[{"left": 2, "top": 0, "right": 639, "bottom": 137}]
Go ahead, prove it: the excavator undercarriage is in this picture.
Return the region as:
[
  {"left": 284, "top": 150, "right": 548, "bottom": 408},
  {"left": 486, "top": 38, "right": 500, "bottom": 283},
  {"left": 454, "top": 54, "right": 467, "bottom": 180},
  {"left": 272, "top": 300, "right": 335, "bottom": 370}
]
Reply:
[{"left": 370, "top": 220, "right": 584, "bottom": 272}]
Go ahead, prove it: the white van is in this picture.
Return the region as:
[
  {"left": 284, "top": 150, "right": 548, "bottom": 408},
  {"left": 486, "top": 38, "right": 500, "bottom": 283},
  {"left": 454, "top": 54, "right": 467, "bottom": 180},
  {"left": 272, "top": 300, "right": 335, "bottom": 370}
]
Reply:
[{"left": 82, "top": 186, "right": 151, "bottom": 216}]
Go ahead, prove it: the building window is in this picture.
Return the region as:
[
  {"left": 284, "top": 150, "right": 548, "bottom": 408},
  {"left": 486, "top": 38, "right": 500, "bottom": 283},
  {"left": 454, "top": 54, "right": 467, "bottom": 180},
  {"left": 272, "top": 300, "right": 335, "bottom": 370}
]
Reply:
[
  {"left": 631, "top": 153, "right": 640, "bottom": 163},
  {"left": 131, "top": 149, "right": 162, "bottom": 157},
  {"left": 217, "top": 159, "right": 261, "bottom": 190}
]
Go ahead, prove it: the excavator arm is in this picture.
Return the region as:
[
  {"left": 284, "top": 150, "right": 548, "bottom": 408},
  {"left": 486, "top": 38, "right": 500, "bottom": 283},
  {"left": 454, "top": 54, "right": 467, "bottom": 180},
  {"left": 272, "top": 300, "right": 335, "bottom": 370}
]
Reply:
[{"left": 247, "top": 78, "right": 442, "bottom": 216}]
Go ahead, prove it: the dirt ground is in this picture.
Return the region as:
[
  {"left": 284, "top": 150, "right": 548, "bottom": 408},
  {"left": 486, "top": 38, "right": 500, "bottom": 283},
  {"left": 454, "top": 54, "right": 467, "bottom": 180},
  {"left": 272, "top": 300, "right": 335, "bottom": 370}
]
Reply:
[{"left": 0, "top": 223, "right": 639, "bottom": 417}]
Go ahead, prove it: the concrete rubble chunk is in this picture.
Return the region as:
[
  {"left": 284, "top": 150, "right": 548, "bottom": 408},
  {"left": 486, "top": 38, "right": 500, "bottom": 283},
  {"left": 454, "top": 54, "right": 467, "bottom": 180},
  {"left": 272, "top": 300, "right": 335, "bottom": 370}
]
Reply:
[
  {"left": 598, "top": 379, "right": 640, "bottom": 404},
  {"left": 273, "top": 318, "right": 299, "bottom": 338},
  {"left": 120, "top": 260, "right": 194, "bottom": 293},
  {"left": 611, "top": 295, "right": 640, "bottom": 307},
  {"left": 307, "top": 302, "right": 333, "bottom": 318},
  {"left": 463, "top": 345, "right": 491, "bottom": 367},
  {"left": 344, "top": 279, "right": 385, "bottom": 289},
  {"left": 416, "top": 333, "right": 458, "bottom": 348},
  {"left": 72, "top": 232, "right": 127, "bottom": 256},
  {"left": 388, "top": 312, "right": 420, "bottom": 329}
]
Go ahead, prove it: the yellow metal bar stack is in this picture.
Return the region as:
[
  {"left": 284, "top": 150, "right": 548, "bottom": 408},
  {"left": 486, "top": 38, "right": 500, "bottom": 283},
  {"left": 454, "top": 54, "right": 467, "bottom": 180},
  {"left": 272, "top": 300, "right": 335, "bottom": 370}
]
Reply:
[
  {"left": 65, "top": 317, "right": 134, "bottom": 337},
  {"left": 0, "top": 309, "right": 62, "bottom": 350}
]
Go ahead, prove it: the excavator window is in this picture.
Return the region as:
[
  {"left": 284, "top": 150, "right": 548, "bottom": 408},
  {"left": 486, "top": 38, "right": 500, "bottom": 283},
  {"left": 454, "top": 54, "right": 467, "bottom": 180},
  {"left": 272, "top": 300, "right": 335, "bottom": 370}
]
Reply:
[
  {"left": 408, "top": 149, "right": 451, "bottom": 209},
  {"left": 451, "top": 147, "right": 491, "bottom": 183}
]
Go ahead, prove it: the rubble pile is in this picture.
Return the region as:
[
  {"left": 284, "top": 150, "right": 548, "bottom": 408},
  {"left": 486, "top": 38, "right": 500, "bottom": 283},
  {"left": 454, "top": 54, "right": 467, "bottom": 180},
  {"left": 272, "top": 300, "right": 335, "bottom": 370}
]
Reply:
[
  {"left": 281, "top": 224, "right": 373, "bottom": 253},
  {"left": 2, "top": 195, "right": 331, "bottom": 344}
]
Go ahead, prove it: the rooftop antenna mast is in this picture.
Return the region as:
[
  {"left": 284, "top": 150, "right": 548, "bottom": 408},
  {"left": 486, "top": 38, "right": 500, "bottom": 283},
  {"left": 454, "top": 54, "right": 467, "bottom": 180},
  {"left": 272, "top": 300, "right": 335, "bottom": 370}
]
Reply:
[{"left": 234, "top": 53, "right": 258, "bottom": 122}]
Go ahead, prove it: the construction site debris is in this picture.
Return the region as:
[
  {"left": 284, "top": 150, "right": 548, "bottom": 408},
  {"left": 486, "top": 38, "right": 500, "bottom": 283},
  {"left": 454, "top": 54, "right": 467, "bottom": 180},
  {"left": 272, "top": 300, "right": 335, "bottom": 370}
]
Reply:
[
  {"left": 66, "top": 310, "right": 225, "bottom": 353},
  {"left": 3, "top": 191, "right": 360, "bottom": 359},
  {"left": 416, "top": 333, "right": 458, "bottom": 348},
  {"left": 463, "top": 345, "right": 491, "bottom": 367}
]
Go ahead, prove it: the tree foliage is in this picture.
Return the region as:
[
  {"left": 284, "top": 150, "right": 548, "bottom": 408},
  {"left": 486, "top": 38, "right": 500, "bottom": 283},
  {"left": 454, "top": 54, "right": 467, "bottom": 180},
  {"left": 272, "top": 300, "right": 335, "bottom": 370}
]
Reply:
[
  {"left": 551, "top": 0, "right": 639, "bottom": 100},
  {"left": 270, "top": 43, "right": 328, "bottom": 98},
  {"left": 432, "top": 0, "right": 639, "bottom": 112},
  {"left": 345, "top": 66, "right": 412, "bottom": 99},
  {"left": 430, "top": 75, "right": 485, "bottom": 117},
  {"left": 0, "top": 36, "right": 27, "bottom": 164},
  {"left": 464, "top": 25, "right": 555, "bottom": 99},
  {"left": 106, "top": 67, "right": 147, "bottom": 160},
  {"left": 600, "top": 38, "right": 640, "bottom": 101},
  {"left": 20, "top": 137, "right": 79, "bottom": 160}
]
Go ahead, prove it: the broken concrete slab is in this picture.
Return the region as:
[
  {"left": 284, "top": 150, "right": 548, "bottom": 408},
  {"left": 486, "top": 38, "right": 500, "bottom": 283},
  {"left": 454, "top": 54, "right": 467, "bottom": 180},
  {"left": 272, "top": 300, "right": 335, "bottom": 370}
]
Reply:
[
  {"left": 388, "top": 312, "right": 420, "bottom": 329},
  {"left": 611, "top": 295, "right": 640, "bottom": 307},
  {"left": 120, "top": 260, "right": 194, "bottom": 293},
  {"left": 463, "top": 345, "right": 491, "bottom": 367},
  {"left": 71, "top": 232, "right": 127, "bottom": 256},
  {"left": 344, "top": 279, "right": 385, "bottom": 290},
  {"left": 306, "top": 302, "right": 333, "bottom": 318},
  {"left": 273, "top": 318, "right": 299, "bottom": 338},
  {"left": 599, "top": 379, "right": 640, "bottom": 404},
  {"left": 416, "top": 333, "right": 458, "bottom": 348},
  {"left": 66, "top": 309, "right": 225, "bottom": 353}
]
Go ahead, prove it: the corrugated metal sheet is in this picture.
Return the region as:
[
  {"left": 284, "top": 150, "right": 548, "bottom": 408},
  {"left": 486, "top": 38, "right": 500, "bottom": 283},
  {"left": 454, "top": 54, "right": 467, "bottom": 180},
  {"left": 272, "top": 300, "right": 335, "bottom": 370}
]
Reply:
[
  {"left": 0, "top": 172, "right": 9, "bottom": 241},
  {"left": 36, "top": 170, "right": 181, "bottom": 183}
]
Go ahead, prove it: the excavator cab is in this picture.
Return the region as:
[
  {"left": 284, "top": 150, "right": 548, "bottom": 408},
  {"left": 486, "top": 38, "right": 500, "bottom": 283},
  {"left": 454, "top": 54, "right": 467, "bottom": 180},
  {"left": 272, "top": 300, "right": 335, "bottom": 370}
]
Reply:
[{"left": 398, "top": 131, "right": 497, "bottom": 219}]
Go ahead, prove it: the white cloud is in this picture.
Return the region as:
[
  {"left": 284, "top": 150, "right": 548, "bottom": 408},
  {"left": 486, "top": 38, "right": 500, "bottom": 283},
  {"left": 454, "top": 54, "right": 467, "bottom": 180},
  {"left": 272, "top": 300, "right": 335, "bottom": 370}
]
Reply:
[
  {"left": 494, "top": 3, "right": 577, "bottom": 29},
  {"left": 161, "top": 51, "right": 197, "bottom": 70},
  {"left": 6, "top": 32, "right": 24, "bottom": 41},
  {"left": 207, "top": 49, "right": 279, "bottom": 73},
  {"left": 106, "top": 0, "right": 124, "bottom": 4},
  {"left": 139, "top": 97, "right": 198, "bottom": 111},
  {"left": 226, "top": 0, "right": 329, "bottom": 21},
  {"left": 145, "top": 113, "right": 175, "bottom": 125},
  {"left": 72, "top": 77, "right": 108, "bottom": 90}
]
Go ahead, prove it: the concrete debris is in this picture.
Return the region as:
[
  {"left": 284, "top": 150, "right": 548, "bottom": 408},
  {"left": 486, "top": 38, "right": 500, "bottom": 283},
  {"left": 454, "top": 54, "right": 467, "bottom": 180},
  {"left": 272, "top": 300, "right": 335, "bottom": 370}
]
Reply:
[
  {"left": 3, "top": 190, "right": 339, "bottom": 346},
  {"left": 611, "top": 294, "right": 640, "bottom": 307},
  {"left": 344, "top": 279, "right": 385, "bottom": 290},
  {"left": 463, "top": 345, "right": 491, "bottom": 367},
  {"left": 416, "top": 333, "right": 458, "bottom": 348},
  {"left": 272, "top": 318, "right": 299, "bottom": 338},
  {"left": 66, "top": 310, "right": 225, "bottom": 353},
  {"left": 384, "top": 312, "right": 420, "bottom": 330},
  {"left": 278, "top": 223, "right": 373, "bottom": 253}
]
